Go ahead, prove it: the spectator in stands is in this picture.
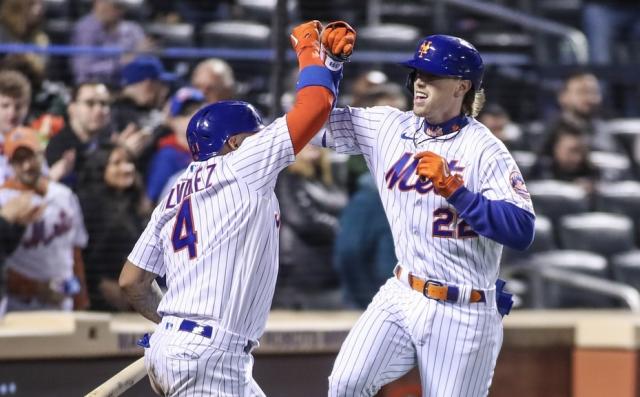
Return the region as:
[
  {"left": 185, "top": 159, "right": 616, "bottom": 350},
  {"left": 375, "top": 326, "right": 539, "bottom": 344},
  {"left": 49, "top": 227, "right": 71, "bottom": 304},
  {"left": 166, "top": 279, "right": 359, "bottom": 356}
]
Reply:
[
  {"left": 349, "top": 70, "right": 389, "bottom": 107},
  {"left": 478, "top": 103, "right": 524, "bottom": 150},
  {"left": 111, "top": 56, "right": 174, "bottom": 139},
  {"left": 555, "top": 71, "right": 620, "bottom": 153},
  {"left": 0, "top": 54, "right": 68, "bottom": 136},
  {"left": 45, "top": 82, "right": 112, "bottom": 186},
  {"left": 0, "top": 70, "right": 32, "bottom": 185},
  {"left": 145, "top": 87, "right": 205, "bottom": 204},
  {"left": 531, "top": 122, "right": 600, "bottom": 192},
  {"left": 2, "top": 127, "right": 89, "bottom": 311},
  {"left": 0, "top": 70, "right": 74, "bottom": 184},
  {"left": 0, "top": 0, "right": 48, "bottom": 71},
  {"left": 273, "top": 145, "right": 348, "bottom": 309},
  {"left": 190, "top": 58, "right": 236, "bottom": 104},
  {"left": 334, "top": 173, "right": 396, "bottom": 308},
  {"left": 583, "top": 1, "right": 640, "bottom": 65},
  {"left": 71, "top": 0, "right": 148, "bottom": 85},
  {"left": 77, "top": 143, "right": 142, "bottom": 311}
]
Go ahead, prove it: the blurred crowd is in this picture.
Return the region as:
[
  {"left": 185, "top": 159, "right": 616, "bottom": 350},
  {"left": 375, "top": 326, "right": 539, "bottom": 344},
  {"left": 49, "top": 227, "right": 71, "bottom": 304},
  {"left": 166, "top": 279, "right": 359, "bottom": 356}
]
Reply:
[{"left": 1, "top": 0, "right": 640, "bottom": 313}]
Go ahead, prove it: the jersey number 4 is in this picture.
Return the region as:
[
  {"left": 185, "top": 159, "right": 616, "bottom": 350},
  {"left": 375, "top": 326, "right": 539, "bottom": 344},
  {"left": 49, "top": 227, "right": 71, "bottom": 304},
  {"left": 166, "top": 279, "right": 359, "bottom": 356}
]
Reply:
[
  {"left": 432, "top": 208, "right": 477, "bottom": 239},
  {"left": 172, "top": 197, "right": 198, "bottom": 259}
]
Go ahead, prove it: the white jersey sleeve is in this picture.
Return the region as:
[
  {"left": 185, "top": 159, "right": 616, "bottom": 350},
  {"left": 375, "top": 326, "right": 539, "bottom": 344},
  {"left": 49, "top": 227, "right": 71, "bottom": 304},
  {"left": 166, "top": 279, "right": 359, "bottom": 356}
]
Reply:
[
  {"left": 313, "top": 106, "right": 393, "bottom": 157},
  {"left": 227, "top": 116, "right": 295, "bottom": 195},
  {"left": 70, "top": 192, "right": 88, "bottom": 248},
  {"left": 478, "top": 143, "right": 535, "bottom": 214},
  {"left": 127, "top": 206, "right": 166, "bottom": 276}
]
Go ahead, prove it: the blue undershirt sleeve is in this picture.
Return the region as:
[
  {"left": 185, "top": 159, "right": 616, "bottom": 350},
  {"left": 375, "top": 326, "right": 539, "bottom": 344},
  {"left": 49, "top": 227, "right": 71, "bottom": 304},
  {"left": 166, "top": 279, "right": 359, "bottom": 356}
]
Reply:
[{"left": 447, "top": 187, "right": 535, "bottom": 251}]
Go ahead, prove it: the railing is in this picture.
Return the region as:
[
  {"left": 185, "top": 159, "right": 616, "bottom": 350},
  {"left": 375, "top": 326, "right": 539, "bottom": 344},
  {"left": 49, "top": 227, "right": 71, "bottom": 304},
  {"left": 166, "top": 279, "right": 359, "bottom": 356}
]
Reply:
[{"left": 502, "top": 264, "right": 640, "bottom": 312}]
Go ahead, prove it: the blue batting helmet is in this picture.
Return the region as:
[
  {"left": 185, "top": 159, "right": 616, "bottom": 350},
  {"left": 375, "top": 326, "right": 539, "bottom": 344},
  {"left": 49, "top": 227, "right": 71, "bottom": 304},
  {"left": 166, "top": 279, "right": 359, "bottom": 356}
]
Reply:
[
  {"left": 186, "top": 101, "right": 264, "bottom": 161},
  {"left": 401, "top": 34, "right": 484, "bottom": 91}
]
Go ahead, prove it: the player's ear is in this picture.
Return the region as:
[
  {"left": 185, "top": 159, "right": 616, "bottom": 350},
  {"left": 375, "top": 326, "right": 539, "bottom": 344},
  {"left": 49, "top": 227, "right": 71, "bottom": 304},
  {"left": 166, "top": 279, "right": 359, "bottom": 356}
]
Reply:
[
  {"left": 455, "top": 80, "right": 471, "bottom": 98},
  {"left": 227, "top": 136, "right": 240, "bottom": 151}
]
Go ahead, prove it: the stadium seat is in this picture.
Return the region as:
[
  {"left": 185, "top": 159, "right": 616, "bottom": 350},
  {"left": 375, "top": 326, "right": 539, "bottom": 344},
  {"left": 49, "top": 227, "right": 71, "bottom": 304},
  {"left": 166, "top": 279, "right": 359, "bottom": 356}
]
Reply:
[
  {"left": 590, "top": 151, "right": 632, "bottom": 180},
  {"left": 43, "top": 0, "right": 70, "bottom": 18},
  {"left": 527, "top": 180, "right": 589, "bottom": 221},
  {"left": 145, "top": 23, "right": 195, "bottom": 47},
  {"left": 611, "top": 250, "right": 640, "bottom": 290},
  {"left": 520, "top": 120, "right": 548, "bottom": 153},
  {"left": 45, "top": 18, "right": 74, "bottom": 45},
  {"left": 201, "top": 21, "right": 271, "bottom": 49},
  {"left": 502, "top": 215, "right": 555, "bottom": 265},
  {"left": 605, "top": 118, "right": 640, "bottom": 149},
  {"left": 471, "top": 32, "right": 533, "bottom": 54},
  {"left": 595, "top": 181, "right": 640, "bottom": 220},
  {"left": 558, "top": 212, "right": 635, "bottom": 257},
  {"left": 527, "top": 250, "right": 611, "bottom": 308},
  {"left": 512, "top": 150, "right": 536, "bottom": 179},
  {"left": 237, "top": 0, "right": 298, "bottom": 25},
  {"left": 357, "top": 24, "right": 421, "bottom": 52}
]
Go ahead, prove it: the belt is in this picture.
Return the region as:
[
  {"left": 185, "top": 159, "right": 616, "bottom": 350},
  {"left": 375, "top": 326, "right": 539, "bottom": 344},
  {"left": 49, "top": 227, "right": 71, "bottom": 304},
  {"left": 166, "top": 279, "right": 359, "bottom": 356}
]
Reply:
[
  {"left": 152, "top": 316, "right": 259, "bottom": 354},
  {"left": 179, "top": 319, "right": 213, "bottom": 338},
  {"left": 395, "top": 266, "right": 485, "bottom": 303}
]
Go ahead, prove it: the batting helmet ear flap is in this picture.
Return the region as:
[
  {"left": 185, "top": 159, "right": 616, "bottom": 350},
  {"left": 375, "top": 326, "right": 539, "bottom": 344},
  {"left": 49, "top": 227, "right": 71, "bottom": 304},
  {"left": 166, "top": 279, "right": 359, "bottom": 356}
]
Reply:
[{"left": 405, "top": 70, "right": 416, "bottom": 95}]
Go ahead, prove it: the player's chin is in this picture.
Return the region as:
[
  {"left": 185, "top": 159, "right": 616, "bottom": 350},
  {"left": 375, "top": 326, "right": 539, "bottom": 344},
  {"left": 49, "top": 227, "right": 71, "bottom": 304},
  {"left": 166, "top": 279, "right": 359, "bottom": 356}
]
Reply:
[{"left": 412, "top": 104, "right": 429, "bottom": 117}]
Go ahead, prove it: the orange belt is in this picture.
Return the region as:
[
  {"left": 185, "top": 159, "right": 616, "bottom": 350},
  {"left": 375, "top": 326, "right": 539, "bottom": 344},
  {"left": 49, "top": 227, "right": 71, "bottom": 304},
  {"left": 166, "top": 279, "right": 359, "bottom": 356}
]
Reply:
[{"left": 395, "top": 267, "right": 485, "bottom": 303}]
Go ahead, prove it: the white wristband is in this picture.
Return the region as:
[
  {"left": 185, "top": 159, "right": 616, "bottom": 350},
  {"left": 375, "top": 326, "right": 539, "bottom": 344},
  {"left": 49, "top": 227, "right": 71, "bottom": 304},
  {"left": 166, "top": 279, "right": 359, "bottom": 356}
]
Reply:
[{"left": 320, "top": 45, "right": 344, "bottom": 71}]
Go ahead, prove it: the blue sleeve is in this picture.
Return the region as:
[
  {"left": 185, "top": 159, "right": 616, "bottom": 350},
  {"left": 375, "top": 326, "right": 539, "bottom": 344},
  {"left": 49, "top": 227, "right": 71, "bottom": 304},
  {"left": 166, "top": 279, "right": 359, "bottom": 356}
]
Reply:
[
  {"left": 448, "top": 187, "right": 535, "bottom": 251},
  {"left": 146, "top": 150, "right": 176, "bottom": 202}
]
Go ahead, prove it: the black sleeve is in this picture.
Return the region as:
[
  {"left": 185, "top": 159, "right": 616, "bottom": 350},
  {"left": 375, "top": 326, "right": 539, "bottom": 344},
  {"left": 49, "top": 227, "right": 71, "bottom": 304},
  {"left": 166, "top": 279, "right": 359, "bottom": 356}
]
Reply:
[
  {"left": 275, "top": 173, "right": 338, "bottom": 242},
  {"left": 45, "top": 133, "right": 66, "bottom": 167},
  {"left": 0, "top": 217, "right": 25, "bottom": 259}
]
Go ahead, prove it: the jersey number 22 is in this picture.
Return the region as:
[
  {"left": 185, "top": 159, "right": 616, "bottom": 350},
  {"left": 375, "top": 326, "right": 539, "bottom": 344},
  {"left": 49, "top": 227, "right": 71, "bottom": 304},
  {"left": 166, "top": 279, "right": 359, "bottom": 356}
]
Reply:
[{"left": 172, "top": 197, "right": 198, "bottom": 259}]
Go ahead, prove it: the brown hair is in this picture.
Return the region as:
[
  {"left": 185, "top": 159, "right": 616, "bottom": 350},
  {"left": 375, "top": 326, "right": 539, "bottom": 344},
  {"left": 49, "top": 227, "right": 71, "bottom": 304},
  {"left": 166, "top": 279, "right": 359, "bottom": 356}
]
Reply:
[
  {"left": 0, "top": 0, "right": 46, "bottom": 42},
  {"left": 0, "top": 70, "right": 31, "bottom": 100}
]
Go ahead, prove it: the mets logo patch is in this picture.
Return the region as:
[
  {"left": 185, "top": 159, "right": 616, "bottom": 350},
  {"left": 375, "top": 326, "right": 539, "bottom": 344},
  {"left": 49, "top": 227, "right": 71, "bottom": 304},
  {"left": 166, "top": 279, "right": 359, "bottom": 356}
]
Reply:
[{"left": 509, "top": 170, "right": 530, "bottom": 199}]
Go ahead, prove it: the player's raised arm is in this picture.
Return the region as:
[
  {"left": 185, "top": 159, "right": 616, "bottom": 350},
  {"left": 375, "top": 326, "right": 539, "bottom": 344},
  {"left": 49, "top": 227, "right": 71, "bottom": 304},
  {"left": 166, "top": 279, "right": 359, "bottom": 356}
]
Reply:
[{"left": 286, "top": 21, "right": 356, "bottom": 154}]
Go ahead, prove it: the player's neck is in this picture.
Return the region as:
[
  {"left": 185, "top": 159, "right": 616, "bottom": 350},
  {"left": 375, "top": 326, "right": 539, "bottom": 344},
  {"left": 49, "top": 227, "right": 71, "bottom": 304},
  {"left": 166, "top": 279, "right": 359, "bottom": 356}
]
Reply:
[{"left": 422, "top": 113, "right": 468, "bottom": 137}]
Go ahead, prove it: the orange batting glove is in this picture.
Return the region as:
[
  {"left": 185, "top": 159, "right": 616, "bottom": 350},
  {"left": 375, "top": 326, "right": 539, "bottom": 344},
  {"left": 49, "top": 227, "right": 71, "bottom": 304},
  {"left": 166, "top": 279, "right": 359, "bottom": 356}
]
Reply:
[
  {"left": 290, "top": 20, "right": 324, "bottom": 70},
  {"left": 415, "top": 151, "right": 464, "bottom": 198},
  {"left": 321, "top": 21, "right": 356, "bottom": 61}
]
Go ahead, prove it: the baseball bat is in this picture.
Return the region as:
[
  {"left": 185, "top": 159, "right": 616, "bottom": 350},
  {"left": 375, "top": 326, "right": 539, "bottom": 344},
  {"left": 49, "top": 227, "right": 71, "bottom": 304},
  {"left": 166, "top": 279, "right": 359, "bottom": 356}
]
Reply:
[{"left": 85, "top": 357, "right": 147, "bottom": 397}]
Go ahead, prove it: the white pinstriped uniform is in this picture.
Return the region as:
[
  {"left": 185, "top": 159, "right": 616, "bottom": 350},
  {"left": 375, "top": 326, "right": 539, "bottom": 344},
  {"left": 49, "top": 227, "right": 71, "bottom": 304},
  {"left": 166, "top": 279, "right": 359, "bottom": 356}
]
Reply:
[
  {"left": 316, "top": 106, "right": 534, "bottom": 397},
  {"left": 128, "top": 117, "right": 294, "bottom": 396},
  {"left": 0, "top": 181, "right": 88, "bottom": 311}
]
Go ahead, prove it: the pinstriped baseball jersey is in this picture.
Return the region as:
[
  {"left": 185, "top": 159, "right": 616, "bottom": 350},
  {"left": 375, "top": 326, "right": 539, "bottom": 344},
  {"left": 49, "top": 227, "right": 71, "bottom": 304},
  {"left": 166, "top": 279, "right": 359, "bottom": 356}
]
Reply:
[
  {"left": 128, "top": 116, "right": 294, "bottom": 340},
  {"left": 0, "top": 180, "right": 88, "bottom": 310},
  {"left": 316, "top": 105, "right": 534, "bottom": 288}
]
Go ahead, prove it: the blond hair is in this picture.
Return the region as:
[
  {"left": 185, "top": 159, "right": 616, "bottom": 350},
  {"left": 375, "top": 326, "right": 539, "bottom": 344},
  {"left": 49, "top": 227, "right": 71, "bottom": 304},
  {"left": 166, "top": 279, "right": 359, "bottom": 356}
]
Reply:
[{"left": 462, "top": 88, "right": 486, "bottom": 117}]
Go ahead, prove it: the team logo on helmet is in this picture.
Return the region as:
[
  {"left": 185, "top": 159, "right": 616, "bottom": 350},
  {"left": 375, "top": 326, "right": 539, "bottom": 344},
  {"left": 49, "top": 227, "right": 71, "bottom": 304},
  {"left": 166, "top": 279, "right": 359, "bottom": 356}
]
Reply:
[
  {"left": 418, "top": 41, "right": 432, "bottom": 58},
  {"left": 509, "top": 170, "right": 530, "bottom": 199}
]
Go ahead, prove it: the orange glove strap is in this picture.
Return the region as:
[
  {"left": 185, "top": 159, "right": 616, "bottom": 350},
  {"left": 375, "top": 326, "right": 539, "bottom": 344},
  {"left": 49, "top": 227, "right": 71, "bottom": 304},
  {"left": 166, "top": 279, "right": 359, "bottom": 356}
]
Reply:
[
  {"left": 291, "top": 21, "right": 324, "bottom": 70},
  {"left": 438, "top": 174, "right": 464, "bottom": 198}
]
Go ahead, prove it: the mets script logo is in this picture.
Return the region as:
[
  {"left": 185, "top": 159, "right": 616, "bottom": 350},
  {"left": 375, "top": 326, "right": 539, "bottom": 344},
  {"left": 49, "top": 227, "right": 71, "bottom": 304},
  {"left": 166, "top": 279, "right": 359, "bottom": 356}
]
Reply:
[
  {"left": 510, "top": 170, "right": 530, "bottom": 199},
  {"left": 385, "top": 152, "right": 464, "bottom": 194},
  {"left": 418, "top": 41, "right": 432, "bottom": 58}
]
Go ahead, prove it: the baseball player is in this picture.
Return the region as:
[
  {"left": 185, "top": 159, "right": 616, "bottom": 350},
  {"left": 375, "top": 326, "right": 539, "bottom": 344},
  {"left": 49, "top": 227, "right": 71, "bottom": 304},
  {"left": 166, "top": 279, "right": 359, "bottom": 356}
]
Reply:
[
  {"left": 118, "top": 21, "right": 355, "bottom": 396},
  {"left": 316, "top": 32, "right": 536, "bottom": 397},
  {"left": 0, "top": 127, "right": 89, "bottom": 311}
]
